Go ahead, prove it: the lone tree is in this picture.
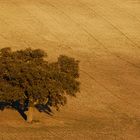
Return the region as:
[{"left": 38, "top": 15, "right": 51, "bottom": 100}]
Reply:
[{"left": 0, "top": 47, "right": 80, "bottom": 122}]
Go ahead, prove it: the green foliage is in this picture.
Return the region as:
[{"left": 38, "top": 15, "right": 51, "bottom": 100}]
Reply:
[
  {"left": 0, "top": 47, "right": 80, "bottom": 110},
  {"left": 58, "top": 55, "right": 79, "bottom": 78}
]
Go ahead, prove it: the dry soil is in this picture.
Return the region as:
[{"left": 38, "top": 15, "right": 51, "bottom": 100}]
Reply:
[{"left": 0, "top": 0, "right": 140, "bottom": 139}]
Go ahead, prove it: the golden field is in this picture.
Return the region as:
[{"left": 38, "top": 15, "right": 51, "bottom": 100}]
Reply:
[{"left": 0, "top": 0, "right": 140, "bottom": 139}]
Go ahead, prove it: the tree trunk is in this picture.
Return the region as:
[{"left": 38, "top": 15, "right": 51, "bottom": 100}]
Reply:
[{"left": 27, "top": 106, "right": 34, "bottom": 123}]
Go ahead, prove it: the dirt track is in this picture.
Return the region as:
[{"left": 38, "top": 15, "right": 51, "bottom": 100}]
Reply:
[{"left": 0, "top": 0, "right": 140, "bottom": 139}]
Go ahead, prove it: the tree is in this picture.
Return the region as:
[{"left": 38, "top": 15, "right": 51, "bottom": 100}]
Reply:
[{"left": 0, "top": 47, "right": 80, "bottom": 122}]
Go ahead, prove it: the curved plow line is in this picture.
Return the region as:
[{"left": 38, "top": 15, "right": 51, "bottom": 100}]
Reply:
[{"left": 43, "top": 0, "right": 140, "bottom": 69}]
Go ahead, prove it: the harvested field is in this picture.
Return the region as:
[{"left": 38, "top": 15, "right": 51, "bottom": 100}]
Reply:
[{"left": 0, "top": 0, "right": 140, "bottom": 139}]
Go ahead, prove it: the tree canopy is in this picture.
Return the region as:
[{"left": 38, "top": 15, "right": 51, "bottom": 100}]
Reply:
[{"left": 0, "top": 47, "right": 80, "bottom": 120}]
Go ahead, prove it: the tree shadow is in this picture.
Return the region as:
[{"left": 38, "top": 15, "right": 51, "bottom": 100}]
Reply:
[
  {"left": 11, "top": 101, "right": 27, "bottom": 120},
  {"left": 0, "top": 101, "right": 27, "bottom": 120},
  {"left": 0, "top": 102, "right": 10, "bottom": 111},
  {"left": 0, "top": 101, "right": 53, "bottom": 121},
  {"left": 35, "top": 104, "right": 53, "bottom": 116}
]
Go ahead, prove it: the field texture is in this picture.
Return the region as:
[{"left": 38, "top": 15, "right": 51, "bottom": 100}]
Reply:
[{"left": 0, "top": 0, "right": 140, "bottom": 139}]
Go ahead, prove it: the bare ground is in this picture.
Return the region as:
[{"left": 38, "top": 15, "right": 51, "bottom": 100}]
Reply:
[{"left": 0, "top": 0, "right": 140, "bottom": 139}]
